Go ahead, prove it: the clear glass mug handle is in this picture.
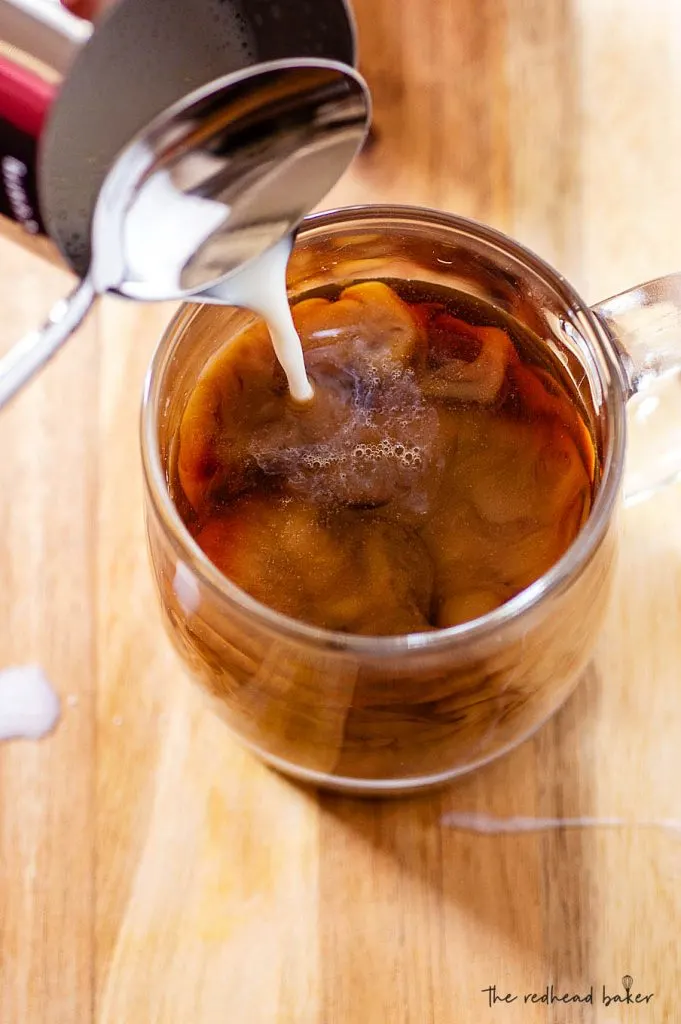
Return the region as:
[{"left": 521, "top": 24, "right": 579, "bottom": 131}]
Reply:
[{"left": 592, "top": 274, "right": 681, "bottom": 505}]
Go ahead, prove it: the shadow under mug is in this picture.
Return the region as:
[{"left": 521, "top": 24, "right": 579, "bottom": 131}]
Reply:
[{"left": 141, "top": 205, "right": 681, "bottom": 795}]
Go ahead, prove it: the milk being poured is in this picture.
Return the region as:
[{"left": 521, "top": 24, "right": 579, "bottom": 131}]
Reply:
[{"left": 215, "top": 237, "right": 313, "bottom": 403}]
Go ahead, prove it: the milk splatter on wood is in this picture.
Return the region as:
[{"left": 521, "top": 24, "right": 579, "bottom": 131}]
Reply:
[
  {"left": 0, "top": 664, "right": 60, "bottom": 741},
  {"left": 441, "top": 811, "right": 681, "bottom": 837}
]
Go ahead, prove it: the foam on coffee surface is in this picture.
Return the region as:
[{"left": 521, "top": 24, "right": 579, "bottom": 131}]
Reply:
[{"left": 248, "top": 331, "right": 440, "bottom": 514}]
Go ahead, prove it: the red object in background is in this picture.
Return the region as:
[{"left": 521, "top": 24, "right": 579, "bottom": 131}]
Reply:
[
  {"left": 0, "top": 56, "right": 56, "bottom": 234},
  {"left": 0, "top": 55, "right": 56, "bottom": 138}
]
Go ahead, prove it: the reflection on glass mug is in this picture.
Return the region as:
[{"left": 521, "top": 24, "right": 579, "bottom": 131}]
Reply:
[{"left": 141, "top": 205, "right": 681, "bottom": 795}]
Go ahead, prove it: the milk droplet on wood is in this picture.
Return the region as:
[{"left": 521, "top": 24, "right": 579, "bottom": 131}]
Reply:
[{"left": 0, "top": 665, "right": 60, "bottom": 741}]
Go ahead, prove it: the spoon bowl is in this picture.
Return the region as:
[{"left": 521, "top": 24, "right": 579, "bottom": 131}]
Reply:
[{"left": 0, "top": 58, "right": 370, "bottom": 411}]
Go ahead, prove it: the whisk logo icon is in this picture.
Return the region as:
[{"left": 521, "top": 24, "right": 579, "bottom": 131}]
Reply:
[{"left": 602, "top": 974, "right": 654, "bottom": 1006}]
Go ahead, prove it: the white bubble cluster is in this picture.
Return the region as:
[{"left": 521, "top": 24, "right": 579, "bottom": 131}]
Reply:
[
  {"left": 352, "top": 440, "right": 424, "bottom": 470},
  {"left": 248, "top": 347, "right": 441, "bottom": 511}
]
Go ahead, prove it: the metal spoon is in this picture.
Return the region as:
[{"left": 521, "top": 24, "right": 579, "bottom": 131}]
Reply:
[
  {"left": 0, "top": 57, "right": 370, "bottom": 410},
  {"left": 38, "top": 0, "right": 358, "bottom": 278}
]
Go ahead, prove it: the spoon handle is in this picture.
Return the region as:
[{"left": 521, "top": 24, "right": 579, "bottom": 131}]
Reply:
[{"left": 0, "top": 277, "right": 96, "bottom": 411}]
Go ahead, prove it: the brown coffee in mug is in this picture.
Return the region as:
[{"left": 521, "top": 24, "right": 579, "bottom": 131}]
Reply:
[{"left": 173, "top": 278, "right": 597, "bottom": 635}]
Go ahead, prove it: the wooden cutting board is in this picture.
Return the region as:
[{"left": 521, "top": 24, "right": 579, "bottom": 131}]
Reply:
[{"left": 1, "top": 1, "right": 680, "bottom": 1020}]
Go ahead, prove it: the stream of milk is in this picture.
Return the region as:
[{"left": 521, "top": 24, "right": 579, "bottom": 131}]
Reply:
[{"left": 207, "top": 236, "right": 313, "bottom": 402}]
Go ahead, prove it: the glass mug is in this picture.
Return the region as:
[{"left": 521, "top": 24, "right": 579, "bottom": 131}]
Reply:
[{"left": 141, "top": 205, "right": 681, "bottom": 795}]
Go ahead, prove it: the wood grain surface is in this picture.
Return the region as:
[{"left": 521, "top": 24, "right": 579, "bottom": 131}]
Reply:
[{"left": 1, "top": 1, "right": 680, "bottom": 1021}]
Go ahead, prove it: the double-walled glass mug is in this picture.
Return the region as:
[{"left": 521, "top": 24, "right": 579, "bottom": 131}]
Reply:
[{"left": 141, "top": 205, "right": 681, "bottom": 795}]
